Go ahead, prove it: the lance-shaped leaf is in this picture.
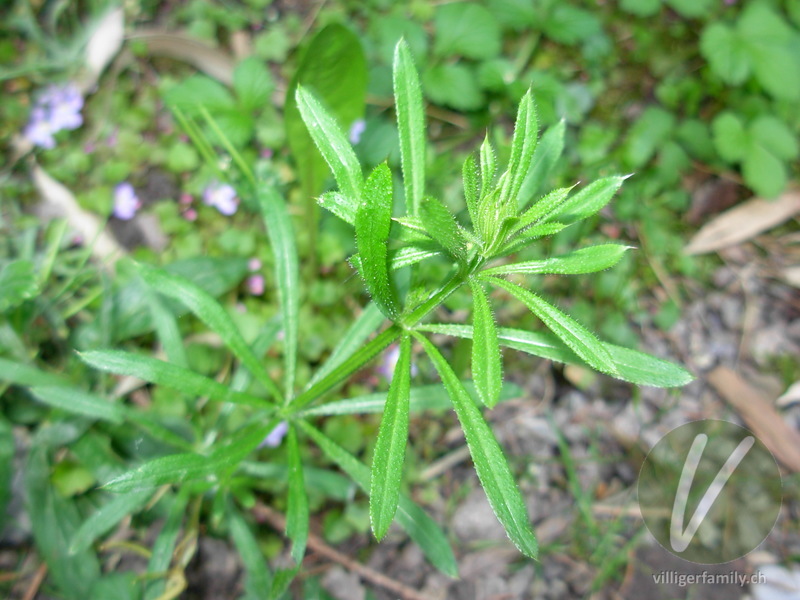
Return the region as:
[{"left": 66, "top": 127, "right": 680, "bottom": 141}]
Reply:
[
  {"left": 421, "top": 324, "right": 693, "bottom": 387},
  {"left": 285, "top": 426, "right": 309, "bottom": 564},
  {"left": 517, "top": 119, "right": 565, "bottom": 209},
  {"left": 370, "top": 335, "right": 412, "bottom": 540},
  {"left": 479, "top": 134, "right": 497, "bottom": 191},
  {"left": 419, "top": 196, "right": 468, "bottom": 262},
  {"left": 500, "top": 90, "right": 538, "bottom": 206},
  {"left": 393, "top": 39, "right": 426, "bottom": 216},
  {"left": 541, "top": 175, "right": 627, "bottom": 225},
  {"left": 497, "top": 222, "right": 568, "bottom": 258},
  {"left": 349, "top": 245, "right": 441, "bottom": 276},
  {"left": 295, "top": 85, "right": 363, "bottom": 201},
  {"left": 356, "top": 163, "right": 399, "bottom": 319},
  {"left": 463, "top": 153, "right": 480, "bottom": 226},
  {"left": 513, "top": 186, "right": 575, "bottom": 233},
  {"left": 415, "top": 334, "right": 538, "bottom": 558},
  {"left": 137, "top": 263, "right": 282, "bottom": 403},
  {"left": 30, "top": 386, "right": 124, "bottom": 424},
  {"left": 318, "top": 191, "right": 356, "bottom": 224},
  {"left": 145, "top": 491, "right": 189, "bottom": 600},
  {"left": 297, "top": 421, "right": 459, "bottom": 577},
  {"left": 484, "top": 277, "right": 618, "bottom": 376},
  {"left": 258, "top": 184, "right": 300, "bottom": 398},
  {"left": 469, "top": 280, "right": 503, "bottom": 407},
  {"left": 70, "top": 489, "right": 153, "bottom": 554},
  {"left": 228, "top": 502, "right": 273, "bottom": 598},
  {"left": 80, "top": 350, "right": 269, "bottom": 407},
  {"left": 483, "top": 244, "right": 632, "bottom": 277}
]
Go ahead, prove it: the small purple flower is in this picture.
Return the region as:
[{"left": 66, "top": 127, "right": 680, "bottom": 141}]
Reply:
[
  {"left": 23, "top": 83, "right": 84, "bottom": 148},
  {"left": 203, "top": 182, "right": 239, "bottom": 216},
  {"left": 248, "top": 258, "right": 262, "bottom": 272},
  {"left": 349, "top": 119, "right": 366, "bottom": 144},
  {"left": 377, "top": 344, "right": 419, "bottom": 380},
  {"left": 246, "top": 274, "right": 265, "bottom": 296},
  {"left": 183, "top": 207, "right": 197, "bottom": 221},
  {"left": 260, "top": 421, "right": 289, "bottom": 448},
  {"left": 113, "top": 183, "right": 141, "bottom": 220}
]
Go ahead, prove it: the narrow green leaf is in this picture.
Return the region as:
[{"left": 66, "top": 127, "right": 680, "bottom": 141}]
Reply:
[
  {"left": 137, "top": 263, "right": 282, "bottom": 403},
  {"left": 483, "top": 244, "right": 632, "bottom": 277},
  {"left": 0, "top": 417, "right": 13, "bottom": 533},
  {"left": 80, "top": 350, "right": 270, "bottom": 408},
  {"left": 469, "top": 280, "right": 503, "bottom": 408},
  {"left": 295, "top": 85, "right": 363, "bottom": 201},
  {"left": 144, "top": 490, "right": 189, "bottom": 600},
  {"left": 297, "top": 421, "right": 459, "bottom": 577},
  {"left": 0, "top": 358, "right": 68, "bottom": 387},
  {"left": 143, "top": 285, "right": 188, "bottom": 368},
  {"left": 393, "top": 39, "right": 426, "bottom": 216},
  {"left": 286, "top": 426, "right": 309, "bottom": 564},
  {"left": 421, "top": 324, "right": 692, "bottom": 388},
  {"left": 370, "top": 335, "right": 412, "bottom": 540},
  {"left": 258, "top": 184, "right": 300, "bottom": 398},
  {"left": 356, "top": 163, "right": 399, "bottom": 319},
  {"left": 500, "top": 90, "right": 538, "bottom": 206},
  {"left": 0, "top": 259, "right": 38, "bottom": 311},
  {"left": 542, "top": 175, "right": 626, "bottom": 225},
  {"left": 415, "top": 334, "right": 537, "bottom": 558},
  {"left": 463, "top": 153, "right": 480, "bottom": 226},
  {"left": 299, "top": 380, "right": 523, "bottom": 416},
  {"left": 518, "top": 119, "right": 566, "bottom": 209},
  {"left": 228, "top": 502, "right": 273, "bottom": 599},
  {"left": 69, "top": 490, "right": 152, "bottom": 555},
  {"left": 486, "top": 277, "right": 618, "bottom": 376},
  {"left": 270, "top": 567, "right": 300, "bottom": 600},
  {"left": 308, "top": 303, "right": 384, "bottom": 387},
  {"left": 479, "top": 134, "right": 497, "bottom": 192},
  {"left": 498, "top": 222, "right": 568, "bottom": 257},
  {"left": 514, "top": 186, "right": 575, "bottom": 232},
  {"left": 318, "top": 191, "right": 356, "bottom": 224},
  {"left": 349, "top": 245, "right": 441, "bottom": 276},
  {"left": 30, "top": 386, "right": 124, "bottom": 423},
  {"left": 419, "top": 196, "right": 467, "bottom": 262}
]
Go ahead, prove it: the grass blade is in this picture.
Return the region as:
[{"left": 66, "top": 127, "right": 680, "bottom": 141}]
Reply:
[
  {"left": 393, "top": 39, "right": 426, "bottom": 216},
  {"left": 487, "top": 277, "right": 618, "bottom": 376},
  {"left": 228, "top": 502, "right": 273, "bottom": 599},
  {"left": 258, "top": 184, "right": 300, "bottom": 399},
  {"left": 69, "top": 489, "right": 152, "bottom": 554},
  {"left": 137, "top": 263, "right": 283, "bottom": 403},
  {"left": 295, "top": 85, "right": 363, "bottom": 201},
  {"left": 297, "top": 421, "right": 459, "bottom": 577},
  {"left": 80, "top": 350, "right": 270, "bottom": 408},
  {"left": 483, "top": 244, "right": 632, "bottom": 276},
  {"left": 286, "top": 426, "right": 309, "bottom": 564},
  {"left": 370, "top": 335, "right": 412, "bottom": 540},
  {"left": 416, "top": 334, "right": 538, "bottom": 558},
  {"left": 419, "top": 196, "right": 467, "bottom": 262},
  {"left": 356, "top": 163, "right": 399, "bottom": 319},
  {"left": 469, "top": 280, "right": 503, "bottom": 407}
]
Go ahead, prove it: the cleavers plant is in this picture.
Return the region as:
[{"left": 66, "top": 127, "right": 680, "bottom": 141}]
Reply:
[{"left": 67, "top": 38, "right": 693, "bottom": 591}]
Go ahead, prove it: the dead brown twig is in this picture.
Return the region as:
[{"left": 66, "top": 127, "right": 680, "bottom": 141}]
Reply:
[{"left": 252, "top": 502, "right": 432, "bottom": 600}]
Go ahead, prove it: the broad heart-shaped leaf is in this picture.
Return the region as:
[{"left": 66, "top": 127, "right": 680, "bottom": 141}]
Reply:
[
  {"left": 483, "top": 244, "right": 632, "bottom": 277},
  {"left": 233, "top": 56, "right": 274, "bottom": 112},
  {"left": 419, "top": 196, "right": 468, "bottom": 262},
  {"left": 469, "top": 280, "right": 502, "bottom": 407},
  {"left": 30, "top": 386, "right": 125, "bottom": 423},
  {"left": 500, "top": 90, "right": 538, "bottom": 207},
  {"left": 517, "top": 120, "right": 566, "bottom": 210},
  {"left": 69, "top": 489, "right": 152, "bottom": 555},
  {"left": 743, "top": 142, "right": 787, "bottom": 199},
  {"left": 356, "top": 163, "right": 399, "bottom": 319},
  {"left": 297, "top": 421, "right": 459, "bottom": 577},
  {"left": 415, "top": 334, "right": 538, "bottom": 558},
  {"left": 136, "top": 263, "right": 282, "bottom": 403},
  {"left": 285, "top": 426, "right": 309, "bottom": 564},
  {"left": 294, "top": 86, "right": 363, "bottom": 201},
  {"left": 541, "top": 175, "right": 626, "bottom": 225},
  {"left": 258, "top": 184, "right": 300, "bottom": 399},
  {"left": 228, "top": 502, "right": 273, "bottom": 599},
  {"left": 370, "top": 335, "right": 412, "bottom": 540},
  {"left": 433, "top": 2, "right": 502, "bottom": 60},
  {"left": 286, "top": 24, "right": 367, "bottom": 200},
  {"left": 420, "top": 324, "right": 694, "bottom": 388},
  {"left": 393, "top": 39, "right": 426, "bottom": 216},
  {"left": 486, "top": 277, "right": 618, "bottom": 377},
  {"left": 711, "top": 112, "right": 749, "bottom": 163},
  {"left": 751, "top": 115, "right": 799, "bottom": 161},
  {"left": 298, "top": 380, "right": 524, "bottom": 416},
  {"left": 79, "top": 350, "right": 270, "bottom": 408}
]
